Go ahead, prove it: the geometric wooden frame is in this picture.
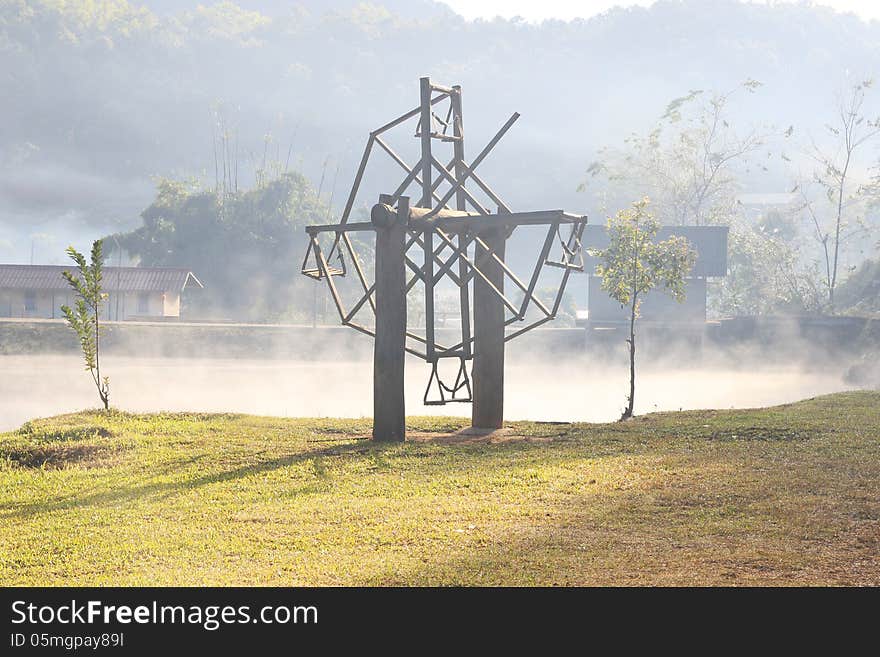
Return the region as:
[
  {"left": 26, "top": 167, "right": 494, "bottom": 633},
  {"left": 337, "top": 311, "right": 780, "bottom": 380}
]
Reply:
[{"left": 301, "top": 77, "right": 588, "bottom": 439}]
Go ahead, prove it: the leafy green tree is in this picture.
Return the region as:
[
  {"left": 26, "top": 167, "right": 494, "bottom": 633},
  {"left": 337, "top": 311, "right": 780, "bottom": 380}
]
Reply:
[
  {"left": 111, "top": 173, "right": 330, "bottom": 321},
  {"left": 61, "top": 240, "right": 110, "bottom": 411},
  {"left": 592, "top": 199, "right": 696, "bottom": 421}
]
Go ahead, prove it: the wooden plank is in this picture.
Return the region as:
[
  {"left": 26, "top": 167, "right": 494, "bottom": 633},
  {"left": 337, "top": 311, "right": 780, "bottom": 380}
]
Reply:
[
  {"left": 504, "top": 315, "right": 552, "bottom": 342},
  {"left": 424, "top": 225, "right": 435, "bottom": 362}
]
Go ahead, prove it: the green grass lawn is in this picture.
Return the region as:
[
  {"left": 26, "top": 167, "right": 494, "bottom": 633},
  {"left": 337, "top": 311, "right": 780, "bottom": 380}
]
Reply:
[{"left": 1, "top": 391, "right": 878, "bottom": 586}]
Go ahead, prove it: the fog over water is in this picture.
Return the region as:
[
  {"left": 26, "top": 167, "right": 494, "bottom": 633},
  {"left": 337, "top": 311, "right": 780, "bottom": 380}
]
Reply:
[{"left": 0, "top": 354, "right": 854, "bottom": 433}]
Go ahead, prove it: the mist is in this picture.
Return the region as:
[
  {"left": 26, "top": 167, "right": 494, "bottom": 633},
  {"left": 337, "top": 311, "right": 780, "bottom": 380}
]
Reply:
[
  {"left": 0, "top": 350, "right": 853, "bottom": 433},
  {"left": 1, "top": 311, "right": 867, "bottom": 431},
  {"left": 1, "top": 0, "right": 878, "bottom": 432},
  {"left": 3, "top": 0, "right": 880, "bottom": 255}
]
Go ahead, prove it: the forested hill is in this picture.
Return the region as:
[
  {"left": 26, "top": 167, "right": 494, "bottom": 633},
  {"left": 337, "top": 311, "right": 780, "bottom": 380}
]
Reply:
[{"left": 2, "top": 0, "right": 879, "bottom": 262}]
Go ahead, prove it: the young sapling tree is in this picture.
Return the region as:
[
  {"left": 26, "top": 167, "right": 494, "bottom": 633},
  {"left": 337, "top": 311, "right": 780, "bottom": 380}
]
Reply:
[
  {"left": 593, "top": 199, "right": 696, "bottom": 420},
  {"left": 61, "top": 240, "right": 111, "bottom": 410}
]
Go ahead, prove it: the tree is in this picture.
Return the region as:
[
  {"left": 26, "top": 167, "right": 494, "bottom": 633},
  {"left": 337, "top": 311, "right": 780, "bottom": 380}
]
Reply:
[
  {"left": 579, "top": 81, "right": 814, "bottom": 317},
  {"left": 793, "top": 80, "right": 880, "bottom": 312},
  {"left": 110, "top": 173, "right": 329, "bottom": 321},
  {"left": 61, "top": 240, "right": 110, "bottom": 411},
  {"left": 834, "top": 256, "right": 880, "bottom": 314},
  {"left": 581, "top": 80, "right": 767, "bottom": 227},
  {"left": 715, "top": 212, "right": 824, "bottom": 316},
  {"left": 592, "top": 199, "right": 696, "bottom": 421}
]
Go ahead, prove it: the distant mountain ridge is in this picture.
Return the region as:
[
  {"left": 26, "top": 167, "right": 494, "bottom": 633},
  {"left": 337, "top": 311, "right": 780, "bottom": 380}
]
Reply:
[{"left": 1, "top": 0, "right": 879, "bottom": 263}]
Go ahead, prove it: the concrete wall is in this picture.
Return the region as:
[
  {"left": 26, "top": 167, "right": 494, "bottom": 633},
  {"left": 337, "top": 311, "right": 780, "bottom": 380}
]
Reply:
[
  {"left": 582, "top": 225, "right": 729, "bottom": 278},
  {"left": 586, "top": 276, "right": 708, "bottom": 322},
  {"left": 0, "top": 289, "right": 66, "bottom": 320},
  {"left": 0, "top": 289, "right": 174, "bottom": 320},
  {"left": 124, "top": 291, "right": 164, "bottom": 319}
]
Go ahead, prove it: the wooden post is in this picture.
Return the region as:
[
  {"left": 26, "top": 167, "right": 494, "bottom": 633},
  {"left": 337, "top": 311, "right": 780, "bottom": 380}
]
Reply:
[
  {"left": 373, "top": 195, "right": 408, "bottom": 442},
  {"left": 419, "top": 76, "right": 436, "bottom": 361},
  {"left": 451, "top": 85, "right": 472, "bottom": 359},
  {"left": 472, "top": 223, "right": 506, "bottom": 430}
]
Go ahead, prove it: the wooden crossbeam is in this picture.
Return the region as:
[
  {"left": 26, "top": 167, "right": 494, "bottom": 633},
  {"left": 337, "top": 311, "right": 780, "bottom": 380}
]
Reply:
[
  {"left": 343, "top": 282, "right": 375, "bottom": 324},
  {"left": 431, "top": 228, "right": 521, "bottom": 316},
  {"left": 404, "top": 230, "right": 462, "bottom": 287},
  {"left": 368, "top": 204, "right": 585, "bottom": 232},
  {"left": 512, "top": 222, "right": 558, "bottom": 319},
  {"left": 374, "top": 136, "right": 445, "bottom": 207},
  {"left": 370, "top": 91, "right": 450, "bottom": 137},
  {"left": 433, "top": 238, "right": 472, "bottom": 285},
  {"left": 420, "top": 111, "right": 519, "bottom": 215},
  {"left": 428, "top": 156, "right": 490, "bottom": 215},
  {"left": 471, "top": 230, "right": 553, "bottom": 319}
]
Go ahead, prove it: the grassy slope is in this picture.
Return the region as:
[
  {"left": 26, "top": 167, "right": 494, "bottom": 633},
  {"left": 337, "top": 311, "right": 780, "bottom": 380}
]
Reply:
[{"left": 0, "top": 391, "right": 878, "bottom": 586}]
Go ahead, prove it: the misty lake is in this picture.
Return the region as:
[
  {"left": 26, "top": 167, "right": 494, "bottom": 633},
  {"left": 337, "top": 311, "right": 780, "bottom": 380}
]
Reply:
[{"left": 0, "top": 354, "right": 856, "bottom": 432}]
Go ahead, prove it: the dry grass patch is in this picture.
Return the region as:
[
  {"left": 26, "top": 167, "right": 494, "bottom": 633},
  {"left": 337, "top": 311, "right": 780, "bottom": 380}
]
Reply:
[{"left": 0, "top": 392, "right": 877, "bottom": 586}]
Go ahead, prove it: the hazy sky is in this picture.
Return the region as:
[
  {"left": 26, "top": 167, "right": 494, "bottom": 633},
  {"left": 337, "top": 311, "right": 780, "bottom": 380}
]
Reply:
[{"left": 441, "top": 0, "right": 880, "bottom": 22}]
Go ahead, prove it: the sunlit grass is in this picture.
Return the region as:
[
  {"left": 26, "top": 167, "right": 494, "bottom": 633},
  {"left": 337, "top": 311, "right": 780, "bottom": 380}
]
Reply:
[{"left": 0, "top": 391, "right": 877, "bottom": 586}]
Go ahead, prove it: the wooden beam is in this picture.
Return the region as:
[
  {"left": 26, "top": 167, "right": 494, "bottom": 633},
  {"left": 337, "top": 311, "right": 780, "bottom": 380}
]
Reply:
[
  {"left": 464, "top": 168, "right": 511, "bottom": 214},
  {"left": 419, "top": 77, "right": 433, "bottom": 209},
  {"left": 470, "top": 112, "right": 520, "bottom": 177},
  {"left": 373, "top": 205, "right": 586, "bottom": 232},
  {"left": 374, "top": 136, "right": 445, "bottom": 206},
  {"left": 373, "top": 197, "right": 408, "bottom": 442},
  {"left": 370, "top": 92, "right": 450, "bottom": 136},
  {"left": 472, "top": 223, "right": 506, "bottom": 430},
  {"left": 445, "top": 210, "right": 584, "bottom": 231},
  {"left": 430, "top": 82, "right": 455, "bottom": 94},
  {"left": 432, "top": 228, "right": 521, "bottom": 316},
  {"left": 514, "top": 222, "right": 559, "bottom": 319},
  {"left": 429, "top": 156, "right": 490, "bottom": 215},
  {"left": 312, "top": 238, "right": 346, "bottom": 321},
  {"left": 306, "top": 221, "right": 376, "bottom": 234},
  {"left": 372, "top": 204, "right": 471, "bottom": 225},
  {"left": 338, "top": 135, "right": 374, "bottom": 227},
  {"left": 342, "top": 232, "right": 378, "bottom": 315},
  {"left": 419, "top": 78, "right": 435, "bottom": 359},
  {"left": 451, "top": 85, "right": 473, "bottom": 359}
]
